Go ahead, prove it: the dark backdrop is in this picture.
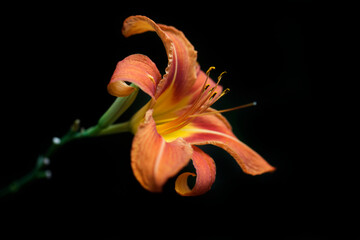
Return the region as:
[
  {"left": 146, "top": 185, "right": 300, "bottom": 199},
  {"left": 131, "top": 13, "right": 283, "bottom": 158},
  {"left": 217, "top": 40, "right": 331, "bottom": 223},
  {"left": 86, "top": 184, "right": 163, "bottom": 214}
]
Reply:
[{"left": 1, "top": 1, "right": 337, "bottom": 239}]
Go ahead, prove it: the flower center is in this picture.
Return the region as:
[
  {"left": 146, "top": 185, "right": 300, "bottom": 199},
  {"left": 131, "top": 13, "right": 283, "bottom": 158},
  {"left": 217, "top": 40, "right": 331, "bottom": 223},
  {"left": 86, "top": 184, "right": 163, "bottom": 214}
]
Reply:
[{"left": 155, "top": 67, "right": 231, "bottom": 136}]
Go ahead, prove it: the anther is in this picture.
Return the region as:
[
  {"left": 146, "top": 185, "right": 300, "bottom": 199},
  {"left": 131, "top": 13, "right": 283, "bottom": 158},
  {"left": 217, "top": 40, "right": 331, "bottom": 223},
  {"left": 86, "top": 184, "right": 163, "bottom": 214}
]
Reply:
[
  {"left": 204, "top": 84, "right": 210, "bottom": 90},
  {"left": 219, "top": 88, "right": 230, "bottom": 97},
  {"left": 206, "top": 66, "right": 216, "bottom": 75},
  {"left": 209, "top": 92, "right": 217, "bottom": 101}
]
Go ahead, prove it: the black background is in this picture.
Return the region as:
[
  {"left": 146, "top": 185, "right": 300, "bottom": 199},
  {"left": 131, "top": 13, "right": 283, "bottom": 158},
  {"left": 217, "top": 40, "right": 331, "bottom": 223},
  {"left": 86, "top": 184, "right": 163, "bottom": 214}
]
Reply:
[{"left": 1, "top": 1, "right": 342, "bottom": 239}]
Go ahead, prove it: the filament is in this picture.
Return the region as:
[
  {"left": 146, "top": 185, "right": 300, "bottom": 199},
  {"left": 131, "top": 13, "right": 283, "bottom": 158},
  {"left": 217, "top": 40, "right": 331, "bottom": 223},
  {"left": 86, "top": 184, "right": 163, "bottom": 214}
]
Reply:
[{"left": 188, "top": 101, "right": 257, "bottom": 118}]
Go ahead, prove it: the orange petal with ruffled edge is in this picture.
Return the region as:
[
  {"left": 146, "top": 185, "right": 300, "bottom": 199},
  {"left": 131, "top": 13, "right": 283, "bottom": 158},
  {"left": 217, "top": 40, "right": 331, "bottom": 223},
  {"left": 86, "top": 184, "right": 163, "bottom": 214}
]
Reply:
[
  {"left": 122, "top": 15, "right": 198, "bottom": 102},
  {"left": 131, "top": 109, "right": 193, "bottom": 192},
  {"left": 175, "top": 146, "right": 216, "bottom": 196},
  {"left": 108, "top": 54, "right": 161, "bottom": 98},
  {"left": 175, "top": 114, "right": 275, "bottom": 175}
]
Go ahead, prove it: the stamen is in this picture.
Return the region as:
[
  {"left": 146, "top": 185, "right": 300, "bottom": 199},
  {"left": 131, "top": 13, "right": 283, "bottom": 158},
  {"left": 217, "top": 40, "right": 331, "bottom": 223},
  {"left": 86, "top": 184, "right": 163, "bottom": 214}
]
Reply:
[
  {"left": 189, "top": 101, "right": 258, "bottom": 118},
  {"left": 164, "top": 66, "right": 216, "bottom": 128},
  {"left": 206, "top": 66, "right": 216, "bottom": 75},
  {"left": 200, "top": 67, "right": 215, "bottom": 93},
  {"left": 220, "top": 88, "right": 230, "bottom": 97},
  {"left": 208, "top": 71, "right": 226, "bottom": 100},
  {"left": 158, "top": 70, "right": 226, "bottom": 134},
  {"left": 156, "top": 68, "right": 255, "bottom": 136},
  {"left": 210, "top": 88, "right": 230, "bottom": 105}
]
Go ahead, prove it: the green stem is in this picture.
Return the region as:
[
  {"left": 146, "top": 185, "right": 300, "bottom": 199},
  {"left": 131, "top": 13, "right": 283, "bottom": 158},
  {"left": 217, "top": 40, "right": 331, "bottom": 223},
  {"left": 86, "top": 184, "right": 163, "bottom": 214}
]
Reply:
[
  {"left": 0, "top": 120, "right": 79, "bottom": 197},
  {"left": 0, "top": 156, "right": 50, "bottom": 197},
  {"left": 0, "top": 119, "right": 132, "bottom": 198},
  {"left": 97, "top": 121, "right": 131, "bottom": 136},
  {"left": 0, "top": 87, "right": 138, "bottom": 198},
  {"left": 98, "top": 83, "right": 138, "bottom": 129}
]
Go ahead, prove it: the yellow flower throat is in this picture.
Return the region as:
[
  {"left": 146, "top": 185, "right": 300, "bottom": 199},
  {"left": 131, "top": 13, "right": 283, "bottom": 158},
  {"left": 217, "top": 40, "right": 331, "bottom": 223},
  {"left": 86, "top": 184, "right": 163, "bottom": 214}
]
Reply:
[{"left": 130, "top": 67, "right": 256, "bottom": 138}]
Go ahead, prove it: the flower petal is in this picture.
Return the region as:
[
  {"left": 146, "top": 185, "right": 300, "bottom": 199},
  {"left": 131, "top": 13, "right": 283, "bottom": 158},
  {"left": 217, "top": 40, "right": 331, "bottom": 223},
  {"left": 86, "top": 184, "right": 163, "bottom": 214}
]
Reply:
[
  {"left": 175, "top": 146, "right": 216, "bottom": 196},
  {"left": 108, "top": 54, "right": 161, "bottom": 98},
  {"left": 131, "top": 109, "right": 193, "bottom": 192},
  {"left": 122, "top": 15, "right": 198, "bottom": 102},
  {"left": 179, "top": 114, "right": 275, "bottom": 175}
]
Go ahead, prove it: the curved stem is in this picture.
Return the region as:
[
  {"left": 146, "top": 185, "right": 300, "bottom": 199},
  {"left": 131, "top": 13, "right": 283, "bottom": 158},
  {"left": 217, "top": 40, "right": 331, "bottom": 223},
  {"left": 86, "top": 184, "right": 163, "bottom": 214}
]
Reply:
[
  {"left": 97, "top": 83, "right": 138, "bottom": 129},
  {"left": 0, "top": 120, "right": 80, "bottom": 197},
  {"left": 0, "top": 84, "right": 140, "bottom": 198},
  {"left": 0, "top": 119, "right": 132, "bottom": 198},
  {"left": 0, "top": 121, "right": 131, "bottom": 198},
  {"left": 97, "top": 121, "right": 131, "bottom": 136},
  {"left": 0, "top": 156, "right": 50, "bottom": 197},
  {"left": 0, "top": 85, "right": 140, "bottom": 198}
]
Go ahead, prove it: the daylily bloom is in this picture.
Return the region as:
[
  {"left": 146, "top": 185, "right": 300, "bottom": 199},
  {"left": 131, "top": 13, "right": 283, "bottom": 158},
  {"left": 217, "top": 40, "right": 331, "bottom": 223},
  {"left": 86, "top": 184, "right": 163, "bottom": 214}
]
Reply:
[{"left": 108, "top": 15, "right": 275, "bottom": 196}]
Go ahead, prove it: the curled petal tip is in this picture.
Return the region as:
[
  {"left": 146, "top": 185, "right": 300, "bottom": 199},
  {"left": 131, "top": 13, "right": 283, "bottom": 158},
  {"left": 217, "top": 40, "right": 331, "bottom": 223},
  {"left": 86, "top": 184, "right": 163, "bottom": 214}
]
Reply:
[
  {"left": 175, "top": 172, "right": 195, "bottom": 195},
  {"left": 122, "top": 15, "right": 198, "bottom": 101},
  {"left": 107, "top": 81, "right": 135, "bottom": 97},
  {"left": 108, "top": 54, "right": 161, "bottom": 98},
  {"left": 175, "top": 146, "right": 216, "bottom": 196}
]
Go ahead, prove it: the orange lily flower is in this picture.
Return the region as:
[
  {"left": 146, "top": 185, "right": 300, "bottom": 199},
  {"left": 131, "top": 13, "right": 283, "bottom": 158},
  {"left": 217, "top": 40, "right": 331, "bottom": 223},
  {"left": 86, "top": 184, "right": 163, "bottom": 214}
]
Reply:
[{"left": 108, "top": 16, "right": 275, "bottom": 196}]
